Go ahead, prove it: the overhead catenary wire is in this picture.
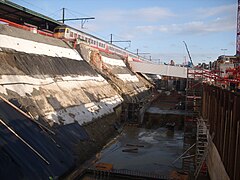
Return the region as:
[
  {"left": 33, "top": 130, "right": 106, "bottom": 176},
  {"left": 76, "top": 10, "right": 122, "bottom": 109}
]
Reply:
[
  {"left": 64, "top": 8, "right": 93, "bottom": 20},
  {"left": 12, "top": 0, "right": 64, "bottom": 21},
  {"left": 14, "top": 0, "right": 50, "bottom": 15},
  {"left": 57, "top": 8, "right": 112, "bottom": 40},
  {"left": 68, "top": 23, "right": 110, "bottom": 42},
  {"left": 47, "top": 8, "right": 63, "bottom": 20}
]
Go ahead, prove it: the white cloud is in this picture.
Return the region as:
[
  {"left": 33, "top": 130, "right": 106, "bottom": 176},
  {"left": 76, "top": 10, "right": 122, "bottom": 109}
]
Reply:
[
  {"left": 83, "top": 3, "right": 236, "bottom": 40},
  {"left": 102, "top": 7, "right": 174, "bottom": 22},
  {"left": 68, "top": 2, "right": 236, "bottom": 62},
  {"left": 151, "top": 52, "right": 220, "bottom": 64},
  {"left": 135, "top": 15, "right": 235, "bottom": 35},
  {"left": 196, "top": 4, "right": 236, "bottom": 18},
  {"left": 180, "top": 17, "right": 235, "bottom": 34},
  {"left": 132, "top": 7, "right": 175, "bottom": 22},
  {"left": 86, "top": 7, "right": 174, "bottom": 29},
  {"left": 73, "top": 7, "right": 175, "bottom": 40}
]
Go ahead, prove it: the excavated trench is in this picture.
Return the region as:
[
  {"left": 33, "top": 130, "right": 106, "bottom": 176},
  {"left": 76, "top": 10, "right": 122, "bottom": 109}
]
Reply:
[
  {"left": 0, "top": 24, "right": 153, "bottom": 179},
  {"left": 78, "top": 91, "right": 187, "bottom": 180}
]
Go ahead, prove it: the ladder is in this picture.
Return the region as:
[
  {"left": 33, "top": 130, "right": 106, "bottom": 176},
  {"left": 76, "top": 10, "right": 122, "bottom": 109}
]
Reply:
[{"left": 194, "top": 118, "right": 208, "bottom": 179}]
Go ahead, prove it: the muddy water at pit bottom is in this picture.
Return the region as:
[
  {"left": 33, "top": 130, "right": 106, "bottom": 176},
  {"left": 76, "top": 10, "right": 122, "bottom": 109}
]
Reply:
[{"left": 80, "top": 126, "right": 184, "bottom": 179}]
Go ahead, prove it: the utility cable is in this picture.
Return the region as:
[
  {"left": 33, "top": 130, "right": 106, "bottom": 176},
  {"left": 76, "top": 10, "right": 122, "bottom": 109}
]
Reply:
[
  {"left": 47, "top": 8, "right": 63, "bottom": 19},
  {"left": 14, "top": 0, "right": 48, "bottom": 14}
]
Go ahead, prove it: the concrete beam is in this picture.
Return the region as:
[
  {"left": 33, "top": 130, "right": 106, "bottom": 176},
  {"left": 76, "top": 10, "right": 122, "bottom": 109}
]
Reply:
[{"left": 129, "top": 61, "right": 187, "bottom": 78}]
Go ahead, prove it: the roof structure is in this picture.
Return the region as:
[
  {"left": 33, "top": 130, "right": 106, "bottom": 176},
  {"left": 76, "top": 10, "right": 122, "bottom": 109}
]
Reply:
[{"left": 0, "top": 0, "right": 62, "bottom": 31}]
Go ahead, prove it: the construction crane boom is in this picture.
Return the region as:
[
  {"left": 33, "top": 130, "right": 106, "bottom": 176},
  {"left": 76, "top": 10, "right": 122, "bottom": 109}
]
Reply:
[
  {"left": 236, "top": 0, "right": 240, "bottom": 56},
  {"left": 183, "top": 41, "right": 193, "bottom": 67}
]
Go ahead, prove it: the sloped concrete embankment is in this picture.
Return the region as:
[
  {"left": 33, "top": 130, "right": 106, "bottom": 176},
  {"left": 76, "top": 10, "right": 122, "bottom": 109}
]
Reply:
[
  {"left": 0, "top": 25, "right": 123, "bottom": 179},
  {"left": 77, "top": 43, "right": 154, "bottom": 123}
]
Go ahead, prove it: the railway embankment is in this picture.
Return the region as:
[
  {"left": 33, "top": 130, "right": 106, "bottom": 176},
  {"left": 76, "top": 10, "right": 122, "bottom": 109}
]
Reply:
[
  {"left": 77, "top": 43, "right": 154, "bottom": 123},
  {"left": 0, "top": 25, "right": 153, "bottom": 179}
]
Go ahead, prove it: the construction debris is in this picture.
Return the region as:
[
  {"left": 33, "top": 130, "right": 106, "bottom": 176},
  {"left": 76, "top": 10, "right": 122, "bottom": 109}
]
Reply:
[
  {"left": 125, "top": 143, "right": 144, "bottom": 147},
  {"left": 170, "top": 171, "right": 189, "bottom": 180},
  {"left": 95, "top": 162, "right": 113, "bottom": 171},
  {"left": 122, "top": 148, "right": 138, "bottom": 153}
]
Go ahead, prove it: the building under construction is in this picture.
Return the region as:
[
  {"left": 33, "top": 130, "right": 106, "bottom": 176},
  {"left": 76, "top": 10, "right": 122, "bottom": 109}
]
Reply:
[{"left": 0, "top": 0, "right": 240, "bottom": 180}]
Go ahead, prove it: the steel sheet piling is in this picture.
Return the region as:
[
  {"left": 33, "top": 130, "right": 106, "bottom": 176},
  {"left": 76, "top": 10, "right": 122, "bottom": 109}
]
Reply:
[{"left": 203, "top": 84, "right": 240, "bottom": 180}]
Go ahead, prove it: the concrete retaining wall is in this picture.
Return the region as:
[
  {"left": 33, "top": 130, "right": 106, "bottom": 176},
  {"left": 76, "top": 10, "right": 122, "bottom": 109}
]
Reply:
[
  {"left": 207, "top": 138, "right": 230, "bottom": 180},
  {"left": 129, "top": 61, "right": 187, "bottom": 78}
]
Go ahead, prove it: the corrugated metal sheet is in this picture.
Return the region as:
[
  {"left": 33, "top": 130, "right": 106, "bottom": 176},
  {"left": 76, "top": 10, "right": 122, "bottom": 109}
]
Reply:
[
  {"left": 0, "top": 99, "right": 89, "bottom": 179},
  {"left": 202, "top": 85, "right": 240, "bottom": 180}
]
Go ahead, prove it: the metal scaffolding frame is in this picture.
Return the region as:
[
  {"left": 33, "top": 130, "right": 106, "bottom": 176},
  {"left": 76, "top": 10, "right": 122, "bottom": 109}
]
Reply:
[{"left": 183, "top": 68, "right": 206, "bottom": 176}]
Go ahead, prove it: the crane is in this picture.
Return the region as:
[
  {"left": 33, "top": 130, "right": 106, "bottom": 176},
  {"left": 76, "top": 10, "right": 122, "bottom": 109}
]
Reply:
[
  {"left": 183, "top": 41, "right": 193, "bottom": 67},
  {"left": 236, "top": 0, "right": 240, "bottom": 56}
]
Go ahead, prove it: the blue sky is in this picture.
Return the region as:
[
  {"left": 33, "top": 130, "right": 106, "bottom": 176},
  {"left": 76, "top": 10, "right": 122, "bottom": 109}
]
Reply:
[{"left": 11, "top": 0, "right": 237, "bottom": 64}]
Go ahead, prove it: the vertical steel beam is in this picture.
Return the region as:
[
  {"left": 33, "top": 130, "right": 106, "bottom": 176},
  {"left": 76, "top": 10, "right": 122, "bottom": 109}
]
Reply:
[
  {"left": 229, "top": 96, "right": 237, "bottom": 179},
  {"left": 234, "top": 121, "right": 240, "bottom": 180},
  {"left": 236, "top": 0, "right": 240, "bottom": 55},
  {"left": 203, "top": 85, "right": 240, "bottom": 180}
]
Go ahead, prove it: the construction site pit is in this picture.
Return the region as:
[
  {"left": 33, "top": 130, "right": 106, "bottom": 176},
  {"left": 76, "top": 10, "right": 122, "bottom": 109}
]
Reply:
[{"left": 78, "top": 91, "right": 195, "bottom": 180}]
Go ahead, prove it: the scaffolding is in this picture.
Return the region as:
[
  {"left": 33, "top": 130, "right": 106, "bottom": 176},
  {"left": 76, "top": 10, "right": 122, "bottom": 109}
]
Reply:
[
  {"left": 183, "top": 68, "right": 204, "bottom": 174},
  {"left": 183, "top": 66, "right": 240, "bottom": 178},
  {"left": 194, "top": 118, "right": 209, "bottom": 179}
]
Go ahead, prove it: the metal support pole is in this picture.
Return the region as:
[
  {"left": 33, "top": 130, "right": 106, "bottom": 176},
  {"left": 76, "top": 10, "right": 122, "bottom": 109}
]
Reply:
[
  {"left": 110, "top": 34, "right": 113, "bottom": 44},
  {"left": 62, "top": 8, "right": 65, "bottom": 24}
]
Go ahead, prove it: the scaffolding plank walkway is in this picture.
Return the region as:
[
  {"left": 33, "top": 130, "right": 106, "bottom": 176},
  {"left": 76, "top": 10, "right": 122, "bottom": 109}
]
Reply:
[{"left": 86, "top": 168, "right": 169, "bottom": 180}]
